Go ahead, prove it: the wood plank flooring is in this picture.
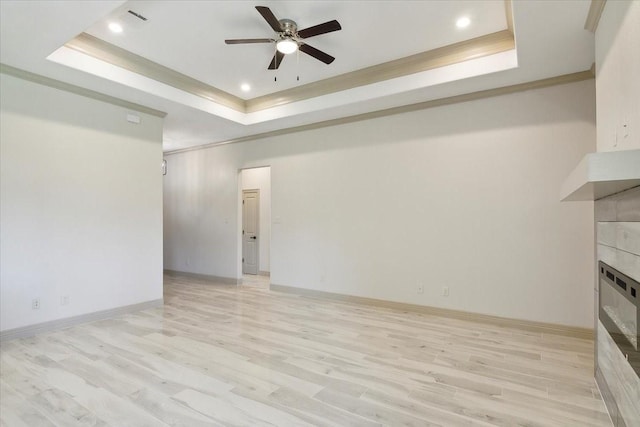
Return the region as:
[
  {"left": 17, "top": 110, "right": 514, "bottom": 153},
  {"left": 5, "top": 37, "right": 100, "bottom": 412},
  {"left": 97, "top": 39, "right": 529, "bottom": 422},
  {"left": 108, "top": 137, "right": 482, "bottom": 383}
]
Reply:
[{"left": 0, "top": 274, "right": 612, "bottom": 426}]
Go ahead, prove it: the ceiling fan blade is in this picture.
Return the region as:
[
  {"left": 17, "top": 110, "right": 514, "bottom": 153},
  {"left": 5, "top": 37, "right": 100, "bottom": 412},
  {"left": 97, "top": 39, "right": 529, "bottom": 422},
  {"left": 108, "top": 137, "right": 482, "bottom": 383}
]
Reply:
[
  {"left": 268, "top": 51, "right": 285, "bottom": 70},
  {"left": 256, "top": 6, "right": 282, "bottom": 32},
  {"left": 297, "top": 20, "right": 341, "bottom": 39},
  {"left": 299, "top": 43, "right": 335, "bottom": 64},
  {"left": 225, "top": 38, "right": 274, "bottom": 44}
]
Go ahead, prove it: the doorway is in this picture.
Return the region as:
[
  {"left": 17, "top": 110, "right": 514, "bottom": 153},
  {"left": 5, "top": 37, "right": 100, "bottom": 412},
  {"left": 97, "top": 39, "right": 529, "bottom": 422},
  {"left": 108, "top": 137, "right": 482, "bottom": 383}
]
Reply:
[
  {"left": 242, "top": 189, "right": 259, "bottom": 275},
  {"left": 239, "top": 167, "right": 271, "bottom": 280}
]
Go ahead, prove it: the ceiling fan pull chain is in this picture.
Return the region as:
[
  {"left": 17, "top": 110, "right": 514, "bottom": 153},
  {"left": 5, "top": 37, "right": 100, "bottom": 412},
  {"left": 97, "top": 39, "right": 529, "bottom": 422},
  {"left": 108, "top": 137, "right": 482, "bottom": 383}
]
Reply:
[{"left": 297, "top": 48, "right": 300, "bottom": 82}]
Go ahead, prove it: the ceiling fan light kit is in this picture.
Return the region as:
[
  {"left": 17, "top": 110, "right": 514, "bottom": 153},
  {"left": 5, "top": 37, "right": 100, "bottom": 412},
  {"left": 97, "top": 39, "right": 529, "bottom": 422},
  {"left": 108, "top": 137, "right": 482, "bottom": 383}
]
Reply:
[
  {"left": 225, "top": 5, "right": 341, "bottom": 70},
  {"left": 276, "top": 38, "right": 298, "bottom": 54}
]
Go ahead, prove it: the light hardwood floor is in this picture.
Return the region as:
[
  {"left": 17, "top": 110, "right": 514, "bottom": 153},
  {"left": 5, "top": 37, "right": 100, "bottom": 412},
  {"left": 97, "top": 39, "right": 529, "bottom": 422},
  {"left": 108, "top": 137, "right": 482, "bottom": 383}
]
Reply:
[{"left": 0, "top": 274, "right": 612, "bottom": 426}]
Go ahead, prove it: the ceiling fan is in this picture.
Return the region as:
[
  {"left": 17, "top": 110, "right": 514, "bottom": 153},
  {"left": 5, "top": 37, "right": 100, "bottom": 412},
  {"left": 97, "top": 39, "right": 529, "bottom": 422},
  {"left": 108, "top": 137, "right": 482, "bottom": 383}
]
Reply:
[{"left": 225, "top": 6, "right": 341, "bottom": 70}]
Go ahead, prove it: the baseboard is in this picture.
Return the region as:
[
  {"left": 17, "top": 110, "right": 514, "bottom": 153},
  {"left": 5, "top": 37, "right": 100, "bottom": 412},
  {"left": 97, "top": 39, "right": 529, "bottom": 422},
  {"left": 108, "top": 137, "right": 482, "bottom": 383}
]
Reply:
[
  {"left": 258, "top": 271, "right": 271, "bottom": 277},
  {"left": 0, "top": 299, "right": 163, "bottom": 342},
  {"left": 270, "top": 284, "right": 594, "bottom": 340},
  {"left": 163, "top": 269, "right": 240, "bottom": 285}
]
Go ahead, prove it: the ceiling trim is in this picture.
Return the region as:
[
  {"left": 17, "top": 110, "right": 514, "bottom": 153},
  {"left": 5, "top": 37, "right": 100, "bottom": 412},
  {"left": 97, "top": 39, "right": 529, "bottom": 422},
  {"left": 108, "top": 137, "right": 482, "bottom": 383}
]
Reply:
[
  {"left": 0, "top": 63, "right": 167, "bottom": 118},
  {"left": 64, "top": 29, "right": 514, "bottom": 115},
  {"left": 584, "top": 0, "right": 607, "bottom": 32},
  {"left": 66, "top": 33, "right": 246, "bottom": 112},
  {"left": 165, "top": 69, "right": 594, "bottom": 155},
  {"left": 245, "top": 30, "right": 515, "bottom": 113},
  {"left": 505, "top": 0, "right": 514, "bottom": 34}
]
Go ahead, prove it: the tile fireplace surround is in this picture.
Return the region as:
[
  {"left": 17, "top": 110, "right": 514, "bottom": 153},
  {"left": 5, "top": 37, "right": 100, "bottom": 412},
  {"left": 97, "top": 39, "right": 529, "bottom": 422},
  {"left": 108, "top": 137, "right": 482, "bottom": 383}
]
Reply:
[{"left": 595, "top": 186, "right": 640, "bottom": 427}]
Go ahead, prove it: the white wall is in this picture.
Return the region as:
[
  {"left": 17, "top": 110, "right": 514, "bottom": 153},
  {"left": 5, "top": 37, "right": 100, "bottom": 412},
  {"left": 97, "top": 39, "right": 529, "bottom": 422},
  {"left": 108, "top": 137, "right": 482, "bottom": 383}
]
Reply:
[
  {"left": 0, "top": 73, "right": 164, "bottom": 332},
  {"left": 595, "top": 0, "right": 640, "bottom": 152},
  {"left": 164, "top": 80, "right": 596, "bottom": 328},
  {"left": 241, "top": 167, "right": 271, "bottom": 273}
]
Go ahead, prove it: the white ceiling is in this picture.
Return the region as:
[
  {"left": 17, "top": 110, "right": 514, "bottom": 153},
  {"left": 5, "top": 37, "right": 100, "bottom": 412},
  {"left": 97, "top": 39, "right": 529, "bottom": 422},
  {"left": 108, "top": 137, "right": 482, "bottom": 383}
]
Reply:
[
  {"left": 0, "top": 1, "right": 595, "bottom": 152},
  {"left": 85, "top": 1, "right": 508, "bottom": 98}
]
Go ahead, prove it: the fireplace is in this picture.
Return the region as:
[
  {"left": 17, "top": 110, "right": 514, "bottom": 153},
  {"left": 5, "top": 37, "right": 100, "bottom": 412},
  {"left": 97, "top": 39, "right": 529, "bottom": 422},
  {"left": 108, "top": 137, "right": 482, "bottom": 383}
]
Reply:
[
  {"left": 560, "top": 144, "right": 640, "bottom": 426},
  {"left": 592, "top": 186, "right": 640, "bottom": 427},
  {"left": 599, "top": 261, "right": 640, "bottom": 377}
]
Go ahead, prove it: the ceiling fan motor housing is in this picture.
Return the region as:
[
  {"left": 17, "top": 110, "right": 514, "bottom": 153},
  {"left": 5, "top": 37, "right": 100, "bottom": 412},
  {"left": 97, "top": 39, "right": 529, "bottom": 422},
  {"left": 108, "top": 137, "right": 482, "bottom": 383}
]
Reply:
[
  {"left": 224, "top": 6, "right": 341, "bottom": 69},
  {"left": 279, "top": 19, "right": 298, "bottom": 38}
]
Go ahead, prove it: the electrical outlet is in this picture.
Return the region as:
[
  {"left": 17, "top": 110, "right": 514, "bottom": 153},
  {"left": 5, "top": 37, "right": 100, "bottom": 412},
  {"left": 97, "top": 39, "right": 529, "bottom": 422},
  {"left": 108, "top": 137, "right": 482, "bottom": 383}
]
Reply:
[
  {"left": 60, "top": 295, "right": 69, "bottom": 306},
  {"left": 621, "top": 122, "right": 629, "bottom": 139},
  {"left": 417, "top": 285, "right": 424, "bottom": 294},
  {"left": 442, "top": 286, "right": 449, "bottom": 297},
  {"left": 32, "top": 298, "right": 40, "bottom": 310}
]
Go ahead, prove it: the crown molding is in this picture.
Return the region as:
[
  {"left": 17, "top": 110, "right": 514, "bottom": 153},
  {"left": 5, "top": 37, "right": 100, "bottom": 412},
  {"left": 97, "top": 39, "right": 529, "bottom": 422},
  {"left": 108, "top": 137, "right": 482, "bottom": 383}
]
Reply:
[
  {"left": 0, "top": 63, "right": 167, "bottom": 118},
  {"left": 245, "top": 30, "right": 515, "bottom": 113},
  {"left": 66, "top": 33, "right": 246, "bottom": 112},
  {"left": 505, "top": 0, "right": 514, "bottom": 35},
  {"left": 165, "top": 69, "right": 594, "bottom": 155},
  {"left": 64, "top": 29, "right": 514, "bottom": 115},
  {"left": 585, "top": 0, "right": 607, "bottom": 32}
]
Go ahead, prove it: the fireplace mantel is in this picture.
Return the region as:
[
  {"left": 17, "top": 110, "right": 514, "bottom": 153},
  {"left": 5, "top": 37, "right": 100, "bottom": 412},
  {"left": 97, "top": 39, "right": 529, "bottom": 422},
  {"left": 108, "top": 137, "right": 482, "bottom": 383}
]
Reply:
[{"left": 561, "top": 149, "right": 640, "bottom": 201}]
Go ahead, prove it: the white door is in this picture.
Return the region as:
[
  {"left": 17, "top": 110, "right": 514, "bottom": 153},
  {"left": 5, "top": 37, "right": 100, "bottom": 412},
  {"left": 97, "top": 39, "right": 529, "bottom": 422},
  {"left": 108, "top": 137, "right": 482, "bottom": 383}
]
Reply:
[{"left": 242, "top": 190, "right": 259, "bottom": 275}]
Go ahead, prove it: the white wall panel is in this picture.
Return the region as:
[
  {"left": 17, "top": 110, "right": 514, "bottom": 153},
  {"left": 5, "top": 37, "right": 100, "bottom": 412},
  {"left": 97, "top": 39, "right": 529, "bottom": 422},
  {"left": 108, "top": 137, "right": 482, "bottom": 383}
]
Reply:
[
  {"left": 595, "top": 0, "right": 640, "bottom": 152},
  {"left": 164, "top": 80, "right": 596, "bottom": 328},
  {"left": 1, "top": 73, "right": 163, "bottom": 331}
]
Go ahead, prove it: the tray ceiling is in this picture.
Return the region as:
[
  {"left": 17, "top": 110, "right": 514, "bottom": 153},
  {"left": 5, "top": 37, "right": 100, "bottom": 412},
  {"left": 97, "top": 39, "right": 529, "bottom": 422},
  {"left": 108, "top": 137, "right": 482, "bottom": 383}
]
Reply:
[{"left": 0, "top": 1, "right": 595, "bottom": 151}]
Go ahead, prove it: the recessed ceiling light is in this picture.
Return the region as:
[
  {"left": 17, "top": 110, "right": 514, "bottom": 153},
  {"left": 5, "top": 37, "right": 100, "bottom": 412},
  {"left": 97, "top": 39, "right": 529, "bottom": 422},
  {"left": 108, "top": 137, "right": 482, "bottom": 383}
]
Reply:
[
  {"left": 240, "top": 83, "right": 251, "bottom": 92},
  {"left": 456, "top": 16, "right": 471, "bottom": 29},
  {"left": 108, "top": 22, "right": 123, "bottom": 33}
]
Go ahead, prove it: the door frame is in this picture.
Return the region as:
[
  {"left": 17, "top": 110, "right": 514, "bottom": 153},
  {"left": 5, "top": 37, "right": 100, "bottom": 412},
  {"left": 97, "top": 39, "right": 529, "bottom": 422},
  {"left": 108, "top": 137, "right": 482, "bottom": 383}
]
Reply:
[
  {"left": 237, "top": 166, "right": 272, "bottom": 282},
  {"left": 242, "top": 189, "right": 260, "bottom": 275}
]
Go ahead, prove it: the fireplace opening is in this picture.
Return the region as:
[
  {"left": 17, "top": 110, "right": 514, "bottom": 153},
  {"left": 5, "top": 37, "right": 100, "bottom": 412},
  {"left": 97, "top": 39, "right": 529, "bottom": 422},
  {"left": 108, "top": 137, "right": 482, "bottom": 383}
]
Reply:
[{"left": 599, "top": 261, "right": 639, "bottom": 377}]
